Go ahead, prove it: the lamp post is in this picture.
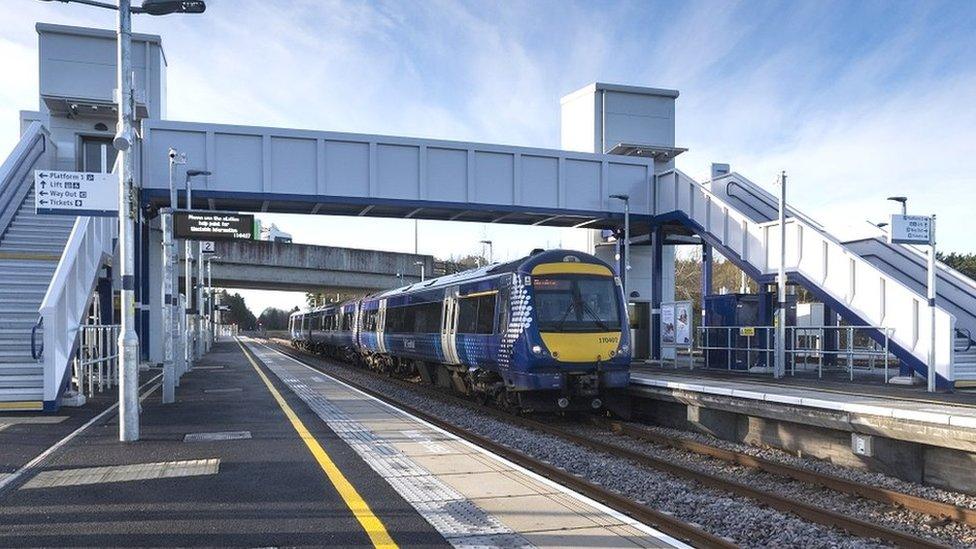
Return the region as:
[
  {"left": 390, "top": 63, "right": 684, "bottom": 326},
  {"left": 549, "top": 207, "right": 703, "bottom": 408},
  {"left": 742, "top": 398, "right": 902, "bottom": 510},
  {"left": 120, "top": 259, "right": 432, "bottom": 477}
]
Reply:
[
  {"left": 414, "top": 260, "right": 425, "bottom": 281},
  {"left": 40, "top": 0, "right": 206, "bottom": 442},
  {"left": 183, "top": 169, "right": 210, "bottom": 367},
  {"left": 479, "top": 239, "right": 493, "bottom": 264},
  {"left": 775, "top": 172, "right": 787, "bottom": 379},
  {"left": 887, "top": 196, "right": 908, "bottom": 215},
  {"left": 609, "top": 194, "right": 630, "bottom": 299}
]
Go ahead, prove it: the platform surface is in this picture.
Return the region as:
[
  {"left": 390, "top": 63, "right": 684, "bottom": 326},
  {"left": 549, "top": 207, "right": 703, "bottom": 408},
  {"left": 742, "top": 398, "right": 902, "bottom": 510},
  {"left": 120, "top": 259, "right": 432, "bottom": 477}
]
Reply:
[
  {"left": 0, "top": 338, "right": 687, "bottom": 548},
  {"left": 631, "top": 365, "right": 976, "bottom": 430}
]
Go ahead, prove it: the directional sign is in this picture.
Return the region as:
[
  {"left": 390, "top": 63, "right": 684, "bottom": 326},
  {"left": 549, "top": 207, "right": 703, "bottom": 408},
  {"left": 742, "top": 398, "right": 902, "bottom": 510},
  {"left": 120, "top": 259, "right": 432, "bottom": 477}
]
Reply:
[
  {"left": 34, "top": 170, "right": 118, "bottom": 216},
  {"left": 200, "top": 241, "right": 216, "bottom": 254},
  {"left": 890, "top": 214, "right": 933, "bottom": 245},
  {"left": 174, "top": 211, "right": 255, "bottom": 241}
]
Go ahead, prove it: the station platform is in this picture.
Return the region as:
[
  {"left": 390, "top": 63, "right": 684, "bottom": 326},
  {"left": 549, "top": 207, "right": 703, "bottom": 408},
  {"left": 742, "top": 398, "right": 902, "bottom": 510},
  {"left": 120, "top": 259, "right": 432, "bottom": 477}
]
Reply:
[
  {"left": 629, "top": 364, "right": 976, "bottom": 493},
  {"left": 0, "top": 339, "right": 686, "bottom": 548}
]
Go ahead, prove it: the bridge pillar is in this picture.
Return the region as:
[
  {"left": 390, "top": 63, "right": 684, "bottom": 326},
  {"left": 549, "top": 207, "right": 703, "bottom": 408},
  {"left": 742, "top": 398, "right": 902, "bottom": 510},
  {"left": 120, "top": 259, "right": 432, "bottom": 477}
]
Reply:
[
  {"left": 651, "top": 226, "right": 663, "bottom": 360},
  {"left": 823, "top": 303, "right": 838, "bottom": 368},
  {"left": 701, "top": 243, "right": 713, "bottom": 327}
]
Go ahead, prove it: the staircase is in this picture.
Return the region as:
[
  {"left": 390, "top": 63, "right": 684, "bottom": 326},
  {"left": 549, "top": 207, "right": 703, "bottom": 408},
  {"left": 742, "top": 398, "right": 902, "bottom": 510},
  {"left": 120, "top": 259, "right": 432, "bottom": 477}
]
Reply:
[
  {"left": 0, "top": 187, "right": 75, "bottom": 408},
  {"left": 702, "top": 171, "right": 976, "bottom": 383},
  {"left": 656, "top": 169, "right": 957, "bottom": 389}
]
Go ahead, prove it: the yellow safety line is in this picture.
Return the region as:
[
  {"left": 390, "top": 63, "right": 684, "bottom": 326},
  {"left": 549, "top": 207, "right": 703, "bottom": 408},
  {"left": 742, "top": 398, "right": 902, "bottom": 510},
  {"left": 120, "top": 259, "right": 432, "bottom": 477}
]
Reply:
[
  {"left": 235, "top": 339, "right": 397, "bottom": 549},
  {"left": 0, "top": 401, "right": 43, "bottom": 411}
]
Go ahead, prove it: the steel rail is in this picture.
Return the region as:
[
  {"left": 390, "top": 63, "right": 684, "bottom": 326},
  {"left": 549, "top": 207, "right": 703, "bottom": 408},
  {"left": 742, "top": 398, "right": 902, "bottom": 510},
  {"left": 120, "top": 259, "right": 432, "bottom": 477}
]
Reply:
[
  {"left": 261, "top": 340, "right": 734, "bottom": 549},
  {"left": 266, "top": 339, "right": 950, "bottom": 549},
  {"left": 598, "top": 418, "right": 976, "bottom": 528}
]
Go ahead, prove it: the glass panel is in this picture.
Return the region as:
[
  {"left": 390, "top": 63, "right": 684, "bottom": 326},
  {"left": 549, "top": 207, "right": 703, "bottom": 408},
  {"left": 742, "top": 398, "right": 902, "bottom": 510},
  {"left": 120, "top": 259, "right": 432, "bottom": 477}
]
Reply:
[{"left": 535, "top": 275, "right": 621, "bottom": 333}]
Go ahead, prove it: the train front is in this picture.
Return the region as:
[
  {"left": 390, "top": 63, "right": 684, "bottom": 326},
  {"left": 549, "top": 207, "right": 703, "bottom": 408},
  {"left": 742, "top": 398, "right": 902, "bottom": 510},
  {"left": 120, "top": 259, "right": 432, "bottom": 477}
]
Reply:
[{"left": 510, "top": 250, "right": 631, "bottom": 412}]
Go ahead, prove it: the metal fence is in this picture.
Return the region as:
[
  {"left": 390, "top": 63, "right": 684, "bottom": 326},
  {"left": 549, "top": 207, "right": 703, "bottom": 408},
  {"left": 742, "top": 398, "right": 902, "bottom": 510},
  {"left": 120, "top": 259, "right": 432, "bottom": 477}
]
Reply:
[
  {"left": 696, "top": 325, "right": 896, "bottom": 381},
  {"left": 71, "top": 324, "right": 120, "bottom": 397}
]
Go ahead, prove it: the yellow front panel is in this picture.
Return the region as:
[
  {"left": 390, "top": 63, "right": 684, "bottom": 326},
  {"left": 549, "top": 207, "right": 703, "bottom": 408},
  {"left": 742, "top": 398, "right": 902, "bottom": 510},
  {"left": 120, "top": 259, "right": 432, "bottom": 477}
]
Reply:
[
  {"left": 539, "top": 332, "right": 621, "bottom": 363},
  {"left": 531, "top": 263, "right": 613, "bottom": 277}
]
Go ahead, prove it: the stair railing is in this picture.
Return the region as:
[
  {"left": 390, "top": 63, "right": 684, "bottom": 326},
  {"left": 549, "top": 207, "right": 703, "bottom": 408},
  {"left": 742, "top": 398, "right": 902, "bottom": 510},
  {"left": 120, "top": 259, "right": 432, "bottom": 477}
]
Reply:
[
  {"left": 0, "top": 122, "right": 54, "bottom": 240},
  {"left": 656, "top": 169, "right": 957, "bottom": 385},
  {"left": 39, "top": 215, "right": 117, "bottom": 406}
]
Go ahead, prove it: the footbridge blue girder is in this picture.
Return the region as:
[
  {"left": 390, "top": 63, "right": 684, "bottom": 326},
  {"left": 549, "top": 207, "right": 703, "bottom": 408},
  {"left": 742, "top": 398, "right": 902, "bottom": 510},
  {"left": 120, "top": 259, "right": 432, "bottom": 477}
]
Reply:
[{"left": 137, "top": 120, "right": 656, "bottom": 232}]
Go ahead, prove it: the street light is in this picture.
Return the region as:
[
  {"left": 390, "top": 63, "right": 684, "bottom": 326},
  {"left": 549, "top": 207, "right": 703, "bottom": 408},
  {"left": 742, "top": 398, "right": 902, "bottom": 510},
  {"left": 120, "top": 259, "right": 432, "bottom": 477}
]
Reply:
[
  {"left": 887, "top": 196, "right": 908, "bottom": 215},
  {"left": 609, "top": 194, "right": 630, "bottom": 299},
  {"left": 183, "top": 169, "right": 210, "bottom": 371},
  {"left": 479, "top": 239, "right": 493, "bottom": 263},
  {"left": 40, "top": 0, "right": 207, "bottom": 442},
  {"left": 414, "top": 260, "right": 425, "bottom": 282}
]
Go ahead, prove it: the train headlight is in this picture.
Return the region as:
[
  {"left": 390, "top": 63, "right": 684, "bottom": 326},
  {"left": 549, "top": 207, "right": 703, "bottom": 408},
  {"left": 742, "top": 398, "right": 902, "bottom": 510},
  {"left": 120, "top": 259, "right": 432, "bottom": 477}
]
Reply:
[
  {"left": 619, "top": 344, "right": 629, "bottom": 354},
  {"left": 531, "top": 345, "right": 544, "bottom": 356}
]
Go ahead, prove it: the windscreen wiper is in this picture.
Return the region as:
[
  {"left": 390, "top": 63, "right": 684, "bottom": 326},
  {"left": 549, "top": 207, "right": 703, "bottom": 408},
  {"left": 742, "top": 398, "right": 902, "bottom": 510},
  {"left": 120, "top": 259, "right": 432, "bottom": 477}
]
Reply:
[{"left": 578, "top": 300, "right": 612, "bottom": 331}]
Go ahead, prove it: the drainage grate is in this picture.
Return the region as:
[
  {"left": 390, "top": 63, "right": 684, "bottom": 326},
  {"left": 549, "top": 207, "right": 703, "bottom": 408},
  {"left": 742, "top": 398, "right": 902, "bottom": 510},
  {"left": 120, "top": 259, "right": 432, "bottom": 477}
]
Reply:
[{"left": 184, "top": 431, "right": 252, "bottom": 442}]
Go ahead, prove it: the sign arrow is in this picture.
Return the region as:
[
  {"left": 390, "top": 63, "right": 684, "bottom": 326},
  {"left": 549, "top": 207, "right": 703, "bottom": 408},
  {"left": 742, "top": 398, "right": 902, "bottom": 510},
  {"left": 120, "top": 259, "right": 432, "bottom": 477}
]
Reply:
[
  {"left": 39, "top": 199, "right": 48, "bottom": 205},
  {"left": 38, "top": 190, "right": 48, "bottom": 196}
]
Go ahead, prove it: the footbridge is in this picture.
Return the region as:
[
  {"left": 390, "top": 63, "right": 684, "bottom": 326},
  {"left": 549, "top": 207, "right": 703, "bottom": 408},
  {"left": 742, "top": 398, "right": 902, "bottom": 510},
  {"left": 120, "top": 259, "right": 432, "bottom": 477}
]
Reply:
[
  {"left": 179, "top": 240, "right": 433, "bottom": 293},
  {"left": 1, "top": 23, "right": 972, "bottom": 411}
]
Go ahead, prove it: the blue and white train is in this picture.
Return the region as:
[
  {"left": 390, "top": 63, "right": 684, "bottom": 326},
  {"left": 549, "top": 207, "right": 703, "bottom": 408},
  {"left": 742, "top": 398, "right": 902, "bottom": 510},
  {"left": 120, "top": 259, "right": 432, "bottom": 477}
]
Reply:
[{"left": 289, "top": 249, "right": 631, "bottom": 412}]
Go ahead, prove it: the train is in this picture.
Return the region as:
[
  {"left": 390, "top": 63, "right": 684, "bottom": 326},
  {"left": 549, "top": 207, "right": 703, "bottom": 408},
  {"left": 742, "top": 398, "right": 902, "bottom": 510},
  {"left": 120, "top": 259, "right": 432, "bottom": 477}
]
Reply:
[{"left": 289, "top": 249, "right": 631, "bottom": 413}]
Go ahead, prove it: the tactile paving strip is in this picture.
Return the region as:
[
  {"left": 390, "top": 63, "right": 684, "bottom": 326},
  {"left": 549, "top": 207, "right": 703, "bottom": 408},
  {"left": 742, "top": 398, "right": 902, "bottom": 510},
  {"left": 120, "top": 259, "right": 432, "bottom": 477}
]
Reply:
[
  {"left": 249, "top": 344, "right": 532, "bottom": 547},
  {"left": 21, "top": 458, "right": 220, "bottom": 489}
]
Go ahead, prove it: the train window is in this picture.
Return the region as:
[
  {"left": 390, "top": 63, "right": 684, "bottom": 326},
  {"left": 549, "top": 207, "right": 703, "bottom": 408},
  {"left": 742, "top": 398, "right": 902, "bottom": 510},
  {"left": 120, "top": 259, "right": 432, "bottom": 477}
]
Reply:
[
  {"left": 458, "top": 293, "right": 496, "bottom": 334},
  {"left": 342, "top": 311, "right": 355, "bottom": 330}
]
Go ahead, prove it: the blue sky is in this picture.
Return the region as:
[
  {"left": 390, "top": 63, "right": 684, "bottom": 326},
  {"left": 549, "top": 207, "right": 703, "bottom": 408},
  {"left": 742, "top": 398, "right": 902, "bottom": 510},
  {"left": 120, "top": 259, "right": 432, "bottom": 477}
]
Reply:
[{"left": 1, "top": 0, "right": 974, "bottom": 313}]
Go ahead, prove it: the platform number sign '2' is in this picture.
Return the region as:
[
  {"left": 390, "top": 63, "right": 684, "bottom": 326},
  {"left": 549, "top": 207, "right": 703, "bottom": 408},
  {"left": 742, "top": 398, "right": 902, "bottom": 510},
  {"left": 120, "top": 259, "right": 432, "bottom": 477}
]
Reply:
[{"left": 34, "top": 170, "right": 119, "bottom": 217}]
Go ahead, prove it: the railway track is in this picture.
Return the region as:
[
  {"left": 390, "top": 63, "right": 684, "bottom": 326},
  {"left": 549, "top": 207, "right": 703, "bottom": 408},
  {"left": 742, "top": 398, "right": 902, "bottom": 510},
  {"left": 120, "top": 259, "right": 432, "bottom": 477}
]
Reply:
[{"left": 263, "top": 338, "right": 962, "bottom": 548}]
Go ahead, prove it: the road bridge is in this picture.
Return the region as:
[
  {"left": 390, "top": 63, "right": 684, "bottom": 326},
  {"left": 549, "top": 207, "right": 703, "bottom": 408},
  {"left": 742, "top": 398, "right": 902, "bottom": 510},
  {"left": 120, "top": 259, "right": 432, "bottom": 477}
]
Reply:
[{"left": 178, "top": 239, "right": 432, "bottom": 293}]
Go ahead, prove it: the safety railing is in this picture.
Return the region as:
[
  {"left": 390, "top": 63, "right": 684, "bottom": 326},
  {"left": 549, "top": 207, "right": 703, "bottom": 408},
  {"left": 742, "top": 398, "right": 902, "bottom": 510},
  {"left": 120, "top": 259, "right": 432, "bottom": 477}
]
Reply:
[
  {"left": 655, "top": 169, "right": 957, "bottom": 384},
  {"left": 39, "top": 215, "right": 117, "bottom": 404},
  {"left": 0, "top": 122, "right": 53, "bottom": 239},
  {"left": 957, "top": 328, "right": 973, "bottom": 353},
  {"left": 71, "top": 324, "right": 120, "bottom": 397},
  {"left": 697, "top": 325, "right": 896, "bottom": 381}
]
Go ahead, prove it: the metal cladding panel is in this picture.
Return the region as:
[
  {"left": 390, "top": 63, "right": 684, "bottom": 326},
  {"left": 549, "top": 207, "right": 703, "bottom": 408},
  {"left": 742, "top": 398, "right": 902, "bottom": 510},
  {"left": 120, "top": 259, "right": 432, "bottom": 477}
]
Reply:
[
  {"left": 520, "top": 155, "right": 558, "bottom": 207},
  {"left": 427, "top": 147, "right": 467, "bottom": 202},
  {"left": 38, "top": 24, "right": 164, "bottom": 118},
  {"left": 216, "top": 133, "right": 262, "bottom": 192},
  {"left": 140, "top": 120, "right": 654, "bottom": 217},
  {"left": 271, "top": 137, "right": 316, "bottom": 194},
  {"left": 325, "top": 141, "right": 369, "bottom": 197},
  {"left": 474, "top": 151, "right": 514, "bottom": 204},
  {"left": 604, "top": 90, "right": 676, "bottom": 148},
  {"left": 564, "top": 159, "right": 602, "bottom": 210},
  {"left": 377, "top": 144, "right": 419, "bottom": 199}
]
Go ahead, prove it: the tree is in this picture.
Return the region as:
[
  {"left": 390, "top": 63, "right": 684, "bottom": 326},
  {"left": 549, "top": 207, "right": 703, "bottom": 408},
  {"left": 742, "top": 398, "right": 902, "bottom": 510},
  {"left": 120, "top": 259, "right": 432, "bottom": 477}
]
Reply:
[
  {"left": 257, "top": 307, "right": 297, "bottom": 330},
  {"left": 218, "top": 291, "right": 257, "bottom": 331},
  {"left": 938, "top": 252, "right": 976, "bottom": 281}
]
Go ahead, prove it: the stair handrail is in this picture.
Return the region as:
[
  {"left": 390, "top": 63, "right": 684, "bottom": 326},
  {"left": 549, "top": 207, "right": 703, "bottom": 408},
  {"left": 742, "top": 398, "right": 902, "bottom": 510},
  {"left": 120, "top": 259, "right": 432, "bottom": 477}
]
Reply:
[
  {"left": 957, "top": 328, "right": 973, "bottom": 352},
  {"left": 657, "top": 168, "right": 957, "bottom": 384},
  {"left": 0, "top": 122, "right": 52, "bottom": 239},
  {"left": 31, "top": 317, "right": 44, "bottom": 360},
  {"left": 39, "top": 214, "right": 117, "bottom": 406},
  {"left": 717, "top": 172, "right": 827, "bottom": 232}
]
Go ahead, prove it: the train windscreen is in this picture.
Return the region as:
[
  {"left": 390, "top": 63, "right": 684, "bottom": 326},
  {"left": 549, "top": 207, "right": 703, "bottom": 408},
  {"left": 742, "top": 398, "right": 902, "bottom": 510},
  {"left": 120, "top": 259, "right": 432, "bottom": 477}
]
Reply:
[{"left": 533, "top": 275, "right": 621, "bottom": 332}]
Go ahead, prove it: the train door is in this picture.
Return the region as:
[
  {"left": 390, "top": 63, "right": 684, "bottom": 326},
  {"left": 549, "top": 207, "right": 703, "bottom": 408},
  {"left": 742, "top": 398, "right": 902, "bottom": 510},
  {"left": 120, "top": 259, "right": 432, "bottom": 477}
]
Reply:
[
  {"left": 376, "top": 299, "right": 388, "bottom": 354},
  {"left": 441, "top": 289, "right": 460, "bottom": 364}
]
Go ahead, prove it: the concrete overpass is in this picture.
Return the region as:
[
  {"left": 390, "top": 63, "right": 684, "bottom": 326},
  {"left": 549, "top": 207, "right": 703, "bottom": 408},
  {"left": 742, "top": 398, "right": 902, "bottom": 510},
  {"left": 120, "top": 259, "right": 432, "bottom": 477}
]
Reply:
[{"left": 179, "top": 240, "right": 433, "bottom": 293}]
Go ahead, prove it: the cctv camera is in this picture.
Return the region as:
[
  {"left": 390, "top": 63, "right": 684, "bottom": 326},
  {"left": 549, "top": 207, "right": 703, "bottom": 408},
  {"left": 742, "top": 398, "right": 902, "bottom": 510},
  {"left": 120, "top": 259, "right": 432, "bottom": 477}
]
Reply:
[{"left": 168, "top": 148, "right": 177, "bottom": 159}]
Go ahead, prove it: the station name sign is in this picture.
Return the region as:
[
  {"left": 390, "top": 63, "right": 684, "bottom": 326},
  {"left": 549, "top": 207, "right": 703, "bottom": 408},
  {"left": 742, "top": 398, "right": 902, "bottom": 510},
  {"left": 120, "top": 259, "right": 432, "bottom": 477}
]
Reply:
[
  {"left": 174, "top": 211, "right": 255, "bottom": 241},
  {"left": 889, "top": 214, "right": 933, "bottom": 245}
]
